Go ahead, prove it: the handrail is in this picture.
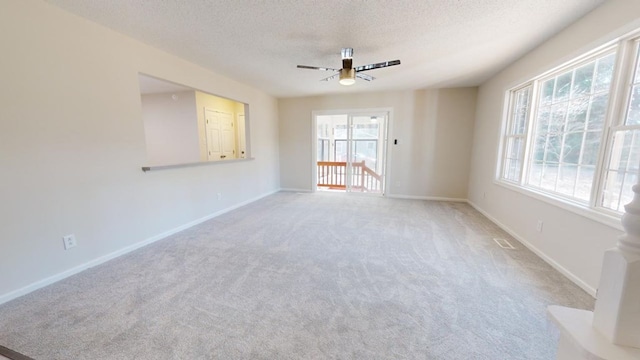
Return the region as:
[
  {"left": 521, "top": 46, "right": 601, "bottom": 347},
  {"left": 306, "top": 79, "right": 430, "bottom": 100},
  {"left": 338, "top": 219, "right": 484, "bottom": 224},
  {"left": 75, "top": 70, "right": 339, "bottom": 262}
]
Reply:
[
  {"left": 317, "top": 161, "right": 347, "bottom": 166},
  {"left": 361, "top": 162, "right": 381, "bottom": 181},
  {"left": 359, "top": 161, "right": 381, "bottom": 192}
]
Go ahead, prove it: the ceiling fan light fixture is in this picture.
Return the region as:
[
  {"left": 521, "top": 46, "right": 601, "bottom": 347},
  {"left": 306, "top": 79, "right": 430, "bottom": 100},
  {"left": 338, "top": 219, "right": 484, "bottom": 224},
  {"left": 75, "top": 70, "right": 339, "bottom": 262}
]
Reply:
[
  {"left": 297, "top": 48, "right": 400, "bottom": 85},
  {"left": 339, "top": 68, "right": 356, "bottom": 86}
]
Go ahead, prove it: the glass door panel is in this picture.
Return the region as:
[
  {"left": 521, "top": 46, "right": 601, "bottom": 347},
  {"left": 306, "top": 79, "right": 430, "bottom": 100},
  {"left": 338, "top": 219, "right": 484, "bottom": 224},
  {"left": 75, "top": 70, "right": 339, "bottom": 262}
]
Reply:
[
  {"left": 315, "top": 112, "right": 387, "bottom": 194},
  {"left": 346, "top": 114, "right": 387, "bottom": 194}
]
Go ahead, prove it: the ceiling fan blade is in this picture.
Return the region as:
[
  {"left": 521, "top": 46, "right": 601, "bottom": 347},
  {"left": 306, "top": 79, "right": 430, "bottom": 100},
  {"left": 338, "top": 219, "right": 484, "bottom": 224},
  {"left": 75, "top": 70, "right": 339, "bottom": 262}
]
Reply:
[
  {"left": 300, "top": 48, "right": 397, "bottom": 83},
  {"left": 320, "top": 73, "right": 340, "bottom": 82},
  {"left": 354, "top": 60, "right": 401, "bottom": 72},
  {"left": 356, "top": 73, "right": 375, "bottom": 81},
  {"left": 297, "top": 65, "right": 340, "bottom": 72}
]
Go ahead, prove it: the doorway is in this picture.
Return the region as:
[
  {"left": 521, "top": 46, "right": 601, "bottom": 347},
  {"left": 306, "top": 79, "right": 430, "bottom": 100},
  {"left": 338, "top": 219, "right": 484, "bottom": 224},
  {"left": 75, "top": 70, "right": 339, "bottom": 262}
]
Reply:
[{"left": 314, "top": 111, "right": 389, "bottom": 194}]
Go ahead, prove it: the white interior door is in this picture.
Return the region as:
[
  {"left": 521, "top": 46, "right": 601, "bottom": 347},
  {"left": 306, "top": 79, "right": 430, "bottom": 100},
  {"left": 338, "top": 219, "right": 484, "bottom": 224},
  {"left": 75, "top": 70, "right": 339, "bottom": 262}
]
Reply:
[
  {"left": 220, "top": 112, "right": 236, "bottom": 160},
  {"left": 205, "top": 108, "right": 222, "bottom": 161},
  {"left": 205, "top": 109, "right": 237, "bottom": 160}
]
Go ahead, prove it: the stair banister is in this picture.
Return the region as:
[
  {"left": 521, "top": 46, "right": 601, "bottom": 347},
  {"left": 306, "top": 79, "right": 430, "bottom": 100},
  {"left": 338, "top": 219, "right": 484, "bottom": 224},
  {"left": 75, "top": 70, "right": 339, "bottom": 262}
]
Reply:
[{"left": 548, "top": 183, "right": 640, "bottom": 359}]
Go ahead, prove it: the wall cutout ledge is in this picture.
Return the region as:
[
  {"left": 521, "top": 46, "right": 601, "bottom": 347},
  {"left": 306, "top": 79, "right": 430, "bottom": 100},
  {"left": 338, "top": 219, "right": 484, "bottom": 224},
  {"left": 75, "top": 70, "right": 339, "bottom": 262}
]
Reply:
[{"left": 142, "top": 158, "right": 255, "bottom": 172}]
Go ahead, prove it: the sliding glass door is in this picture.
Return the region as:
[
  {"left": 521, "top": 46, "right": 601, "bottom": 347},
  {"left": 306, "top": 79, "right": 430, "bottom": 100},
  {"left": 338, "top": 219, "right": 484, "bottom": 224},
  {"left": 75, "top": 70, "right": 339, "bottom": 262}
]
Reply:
[{"left": 315, "top": 111, "right": 388, "bottom": 194}]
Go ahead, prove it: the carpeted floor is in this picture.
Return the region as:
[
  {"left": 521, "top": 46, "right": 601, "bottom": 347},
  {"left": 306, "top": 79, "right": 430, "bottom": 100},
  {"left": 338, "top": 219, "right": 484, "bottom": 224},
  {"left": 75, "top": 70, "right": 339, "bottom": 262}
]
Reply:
[
  {"left": 0, "top": 345, "right": 34, "bottom": 360},
  {"left": 0, "top": 192, "right": 594, "bottom": 359}
]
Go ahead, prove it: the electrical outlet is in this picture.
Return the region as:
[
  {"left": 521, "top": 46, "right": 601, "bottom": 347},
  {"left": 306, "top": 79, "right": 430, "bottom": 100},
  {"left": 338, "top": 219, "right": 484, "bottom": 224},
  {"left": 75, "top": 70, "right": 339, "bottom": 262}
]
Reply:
[
  {"left": 63, "top": 234, "right": 77, "bottom": 250},
  {"left": 536, "top": 221, "right": 543, "bottom": 233}
]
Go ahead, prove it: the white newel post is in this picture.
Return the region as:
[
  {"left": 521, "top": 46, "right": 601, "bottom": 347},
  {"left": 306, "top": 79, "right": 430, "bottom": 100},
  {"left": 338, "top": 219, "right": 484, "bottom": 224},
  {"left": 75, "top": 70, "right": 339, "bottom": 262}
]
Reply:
[
  {"left": 592, "top": 183, "right": 640, "bottom": 348},
  {"left": 547, "top": 184, "right": 640, "bottom": 359}
]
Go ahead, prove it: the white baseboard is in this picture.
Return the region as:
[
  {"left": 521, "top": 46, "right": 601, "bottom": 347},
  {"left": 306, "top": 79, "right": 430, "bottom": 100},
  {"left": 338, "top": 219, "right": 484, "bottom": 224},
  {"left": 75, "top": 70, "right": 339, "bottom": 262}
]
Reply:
[
  {"left": 467, "top": 200, "right": 597, "bottom": 298},
  {"left": 386, "top": 194, "right": 468, "bottom": 202},
  {"left": 279, "top": 188, "right": 313, "bottom": 193},
  {"left": 279, "top": 189, "right": 468, "bottom": 202},
  {"left": 2, "top": 190, "right": 596, "bottom": 305},
  {"left": 0, "top": 189, "right": 280, "bottom": 306}
]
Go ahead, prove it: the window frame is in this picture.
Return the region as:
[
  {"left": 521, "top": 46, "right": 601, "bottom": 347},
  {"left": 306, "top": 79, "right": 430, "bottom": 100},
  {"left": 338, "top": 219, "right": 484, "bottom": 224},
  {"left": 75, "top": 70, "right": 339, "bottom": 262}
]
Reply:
[
  {"left": 596, "top": 39, "right": 640, "bottom": 215},
  {"left": 528, "top": 48, "right": 617, "bottom": 205},
  {"left": 496, "top": 32, "right": 640, "bottom": 227},
  {"left": 500, "top": 84, "right": 533, "bottom": 184}
]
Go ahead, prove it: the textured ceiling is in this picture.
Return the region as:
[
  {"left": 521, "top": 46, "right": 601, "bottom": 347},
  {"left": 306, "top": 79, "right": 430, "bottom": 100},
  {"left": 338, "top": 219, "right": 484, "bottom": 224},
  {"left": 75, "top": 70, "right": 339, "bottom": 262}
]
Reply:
[{"left": 44, "top": 0, "right": 606, "bottom": 98}]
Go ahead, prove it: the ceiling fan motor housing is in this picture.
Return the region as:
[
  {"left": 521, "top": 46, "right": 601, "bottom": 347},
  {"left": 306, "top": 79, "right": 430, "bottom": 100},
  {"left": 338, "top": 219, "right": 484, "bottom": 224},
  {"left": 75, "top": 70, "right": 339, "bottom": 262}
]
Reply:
[{"left": 339, "top": 68, "right": 356, "bottom": 85}]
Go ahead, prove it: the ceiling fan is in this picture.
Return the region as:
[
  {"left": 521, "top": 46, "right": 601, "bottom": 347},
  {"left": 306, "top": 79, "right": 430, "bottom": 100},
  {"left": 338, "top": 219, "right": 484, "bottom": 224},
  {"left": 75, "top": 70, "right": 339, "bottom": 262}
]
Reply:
[{"left": 297, "top": 48, "right": 401, "bottom": 86}]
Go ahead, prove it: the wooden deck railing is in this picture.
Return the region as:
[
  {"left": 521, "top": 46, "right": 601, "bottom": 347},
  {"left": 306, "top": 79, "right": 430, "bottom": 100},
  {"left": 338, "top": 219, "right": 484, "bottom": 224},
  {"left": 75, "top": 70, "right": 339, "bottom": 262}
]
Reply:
[
  {"left": 360, "top": 162, "right": 382, "bottom": 193},
  {"left": 317, "top": 161, "right": 382, "bottom": 193}
]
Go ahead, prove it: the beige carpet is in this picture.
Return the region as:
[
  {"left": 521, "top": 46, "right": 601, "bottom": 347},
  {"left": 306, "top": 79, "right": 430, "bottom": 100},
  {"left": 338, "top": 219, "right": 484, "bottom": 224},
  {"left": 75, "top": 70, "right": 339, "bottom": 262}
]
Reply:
[{"left": 0, "top": 192, "right": 593, "bottom": 359}]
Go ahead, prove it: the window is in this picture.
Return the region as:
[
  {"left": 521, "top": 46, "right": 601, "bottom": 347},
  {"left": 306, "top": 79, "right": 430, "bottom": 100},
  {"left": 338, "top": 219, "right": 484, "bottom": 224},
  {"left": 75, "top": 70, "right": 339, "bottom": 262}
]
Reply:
[
  {"left": 498, "top": 33, "right": 640, "bottom": 216},
  {"left": 527, "top": 52, "right": 615, "bottom": 202},
  {"left": 601, "top": 42, "right": 640, "bottom": 211},
  {"left": 502, "top": 86, "right": 532, "bottom": 183}
]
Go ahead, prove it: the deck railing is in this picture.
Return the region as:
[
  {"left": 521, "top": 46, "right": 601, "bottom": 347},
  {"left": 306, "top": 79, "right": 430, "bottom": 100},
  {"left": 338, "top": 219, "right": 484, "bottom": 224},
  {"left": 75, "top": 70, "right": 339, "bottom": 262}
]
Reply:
[{"left": 317, "top": 161, "right": 382, "bottom": 193}]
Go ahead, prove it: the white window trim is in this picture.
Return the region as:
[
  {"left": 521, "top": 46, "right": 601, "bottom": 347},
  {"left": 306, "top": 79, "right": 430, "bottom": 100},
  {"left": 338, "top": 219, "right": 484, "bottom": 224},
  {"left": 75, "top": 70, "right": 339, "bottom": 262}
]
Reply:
[
  {"left": 500, "top": 84, "right": 533, "bottom": 184},
  {"left": 493, "top": 178, "right": 623, "bottom": 230},
  {"left": 495, "top": 30, "right": 640, "bottom": 231}
]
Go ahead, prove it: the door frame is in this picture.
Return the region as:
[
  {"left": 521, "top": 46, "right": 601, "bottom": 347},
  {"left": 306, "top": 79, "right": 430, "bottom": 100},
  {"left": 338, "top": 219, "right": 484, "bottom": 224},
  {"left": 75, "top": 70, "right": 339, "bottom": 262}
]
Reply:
[
  {"left": 311, "top": 107, "right": 393, "bottom": 195},
  {"left": 204, "top": 108, "right": 235, "bottom": 161}
]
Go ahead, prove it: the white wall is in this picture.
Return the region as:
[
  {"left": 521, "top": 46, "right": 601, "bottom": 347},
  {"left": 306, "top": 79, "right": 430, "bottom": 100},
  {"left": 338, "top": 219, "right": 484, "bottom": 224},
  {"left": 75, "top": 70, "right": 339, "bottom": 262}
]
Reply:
[
  {"left": 468, "top": 0, "right": 640, "bottom": 295},
  {"left": 141, "top": 90, "right": 199, "bottom": 165},
  {"left": 279, "top": 88, "right": 478, "bottom": 199},
  {"left": 0, "top": 0, "right": 280, "bottom": 302}
]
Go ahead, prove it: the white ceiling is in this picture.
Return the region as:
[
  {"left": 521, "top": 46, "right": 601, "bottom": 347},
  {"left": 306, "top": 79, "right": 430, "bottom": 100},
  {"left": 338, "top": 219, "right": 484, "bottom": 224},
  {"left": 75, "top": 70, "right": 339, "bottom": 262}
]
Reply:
[{"left": 44, "top": 0, "right": 606, "bottom": 98}]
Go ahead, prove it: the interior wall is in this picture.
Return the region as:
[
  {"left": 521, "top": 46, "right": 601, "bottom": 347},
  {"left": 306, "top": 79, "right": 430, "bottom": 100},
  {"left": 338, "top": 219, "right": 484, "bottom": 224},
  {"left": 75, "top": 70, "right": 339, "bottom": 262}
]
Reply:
[
  {"left": 468, "top": 0, "right": 640, "bottom": 295},
  {"left": 0, "top": 0, "right": 280, "bottom": 302},
  {"left": 141, "top": 90, "right": 199, "bottom": 165},
  {"left": 278, "top": 88, "right": 478, "bottom": 199}
]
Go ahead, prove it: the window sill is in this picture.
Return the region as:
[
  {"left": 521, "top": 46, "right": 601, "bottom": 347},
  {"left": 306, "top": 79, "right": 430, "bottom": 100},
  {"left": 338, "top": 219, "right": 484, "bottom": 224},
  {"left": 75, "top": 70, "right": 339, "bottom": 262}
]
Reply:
[
  {"left": 142, "top": 158, "right": 255, "bottom": 172},
  {"left": 493, "top": 179, "right": 624, "bottom": 231}
]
